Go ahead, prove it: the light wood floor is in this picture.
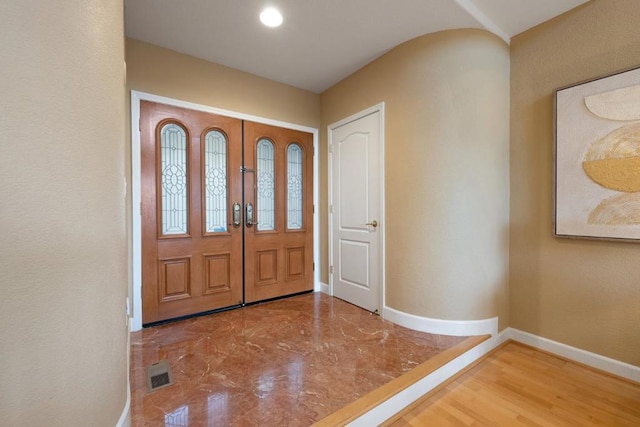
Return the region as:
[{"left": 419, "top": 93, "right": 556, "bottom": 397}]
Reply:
[{"left": 384, "top": 341, "right": 640, "bottom": 426}]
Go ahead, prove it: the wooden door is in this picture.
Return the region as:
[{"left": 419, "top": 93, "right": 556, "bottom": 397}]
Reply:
[
  {"left": 243, "top": 122, "right": 314, "bottom": 303},
  {"left": 141, "top": 101, "right": 243, "bottom": 324},
  {"left": 141, "top": 102, "right": 314, "bottom": 324},
  {"left": 330, "top": 110, "right": 382, "bottom": 313}
]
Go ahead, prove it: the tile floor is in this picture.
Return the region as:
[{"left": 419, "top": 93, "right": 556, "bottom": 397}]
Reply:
[{"left": 130, "top": 292, "right": 467, "bottom": 426}]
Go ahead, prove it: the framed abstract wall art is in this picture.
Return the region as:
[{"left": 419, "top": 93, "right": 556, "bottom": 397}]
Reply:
[{"left": 554, "top": 66, "right": 640, "bottom": 241}]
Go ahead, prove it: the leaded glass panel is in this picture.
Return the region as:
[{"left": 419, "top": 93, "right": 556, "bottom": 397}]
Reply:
[
  {"left": 287, "top": 144, "right": 303, "bottom": 229},
  {"left": 256, "top": 139, "right": 275, "bottom": 231},
  {"left": 204, "top": 130, "right": 228, "bottom": 233},
  {"left": 160, "top": 123, "right": 188, "bottom": 235}
]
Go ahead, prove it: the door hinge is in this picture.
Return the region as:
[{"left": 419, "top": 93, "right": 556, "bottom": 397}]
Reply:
[
  {"left": 138, "top": 118, "right": 141, "bottom": 132},
  {"left": 330, "top": 265, "right": 334, "bottom": 274},
  {"left": 313, "top": 262, "right": 315, "bottom": 271},
  {"left": 329, "top": 144, "right": 333, "bottom": 154},
  {"left": 313, "top": 205, "right": 315, "bottom": 214},
  {"left": 329, "top": 204, "right": 333, "bottom": 214}
]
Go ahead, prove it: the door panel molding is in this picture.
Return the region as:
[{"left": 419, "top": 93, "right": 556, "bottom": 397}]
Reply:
[
  {"left": 202, "top": 253, "right": 231, "bottom": 295},
  {"left": 328, "top": 103, "right": 385, "bottom": 314},
  {"left": 158, "top": 256, "right": 191, "bottom": 302},
  {"left": 256, "top": 249, "right": 278, "bottom": 284},
  {"left": 285, "top": 246, "right": 305, "bottom": 281},
  {"left": 131, "top": 91, "right": 319, "bottom": 331}
]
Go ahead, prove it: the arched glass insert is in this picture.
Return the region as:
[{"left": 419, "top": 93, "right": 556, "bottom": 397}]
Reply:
[
  {"left": 160, "top": 123, "right": 188, "bottom": 235},
  {"left": 287, "top": 143, "right": 303, "bottom": 229},
  {"left": 204, "top": 130, "right": 228, "bottom": 233},
  {"left": 256, "top": 139, "right": 275, "bottom": 231}
]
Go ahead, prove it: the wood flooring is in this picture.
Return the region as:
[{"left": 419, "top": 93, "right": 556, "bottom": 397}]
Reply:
[{"left": 384, "top": 341, "right": 640, "bottom": 426}]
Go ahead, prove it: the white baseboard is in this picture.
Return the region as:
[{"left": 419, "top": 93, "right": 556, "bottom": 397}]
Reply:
[
  {"left": 316, "top": 281, "right": 329, "bottom": 294},
  {"left": 115, "top": 329, "right": 132, "bottom": 427},
  {"left": 383, "top": 306, "right": 498, "bottom": 337},
  {"left": 115, "top": 389, "right": 131, "bottom": 427},
  {"left": 505, "top": 328, "right": 640, "bottom": 383},
  {"left": 130, "top": 316, "right": 141, "bottom": 332}
]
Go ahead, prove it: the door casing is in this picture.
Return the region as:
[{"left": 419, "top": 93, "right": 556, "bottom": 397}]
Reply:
[
  {"left": 130, "top": 90, "right": 320, "bottom": 331},
  {"left": 328, "top": 103, "right": 386, "bottom": 314}
]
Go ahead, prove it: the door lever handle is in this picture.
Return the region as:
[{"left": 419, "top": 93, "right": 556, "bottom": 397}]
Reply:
[
  {"left": 365, "top": 220, "right": 378, "bottom": 228},
  {"left": 232, "top": 203, "right": 241, "bottom": 227},
  {"left": 245, "top": 202, "right": 257, "bottom": 227}
]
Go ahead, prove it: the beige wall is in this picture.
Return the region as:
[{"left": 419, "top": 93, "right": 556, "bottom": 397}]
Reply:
[
  {"left": 126, "top": 39, "right": 320, "bottom": 128},
  {"left": 510, "top": 0, "right": 640, "bottom": 365},
  {"left": 0, "top": 1, "right": 129, "bottom": 425},
  {"left": 321, "top": 30, "right": 511, "bottom": 327}
]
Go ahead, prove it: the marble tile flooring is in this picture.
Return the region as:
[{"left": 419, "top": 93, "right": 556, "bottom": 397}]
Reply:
[{"left": 130, "top": 292, "right": 467, "bottom": 426}]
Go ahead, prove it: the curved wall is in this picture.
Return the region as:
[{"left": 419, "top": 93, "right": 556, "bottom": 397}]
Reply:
[{"left": 321, "top": 29, "right": 510, "bottom": 328}]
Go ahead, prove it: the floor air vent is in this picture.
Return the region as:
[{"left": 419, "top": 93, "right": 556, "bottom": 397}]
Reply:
[{"left": 146, "top": 360, "right": 173, "bottom": 392}]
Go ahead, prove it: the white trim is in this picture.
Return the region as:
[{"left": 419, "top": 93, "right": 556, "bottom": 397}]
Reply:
[
  {"left": 327, "top": 119, "right": 333, "bottom": 299},
  {"left": 453, "top": 0, "right": 510, "bottom": 44},
  {"left": 130, "top": 92, "right": 142, "bottom": 332},
  {"left": 130, "top": 91, "right": 319, "bottom": 331},
  {"left": 114, "top": 387, "right": 131, "bottom": 427},
  {"left": 379, "top": 104, "right": 386, "bottom": 311},
  {"left": 506, "top": 328, "right": 640, "bottom": 383},
  {"left": 349, "top": 330, "right": 511, "bottom": 426},
  {"left": 317, "top": 281, "right": 329, "bottom": 295},
  {"left": 383, "top": 306, "right": 498, "bottom": 337},
  {"left": 327, "top": 103, "right": 386, "bottom": 312},
  {"left": 115, "top": 328, "right": 132, "bottom": 427},
  {"left": 132, "top": 91, "right": 319, "bottom": 133}
]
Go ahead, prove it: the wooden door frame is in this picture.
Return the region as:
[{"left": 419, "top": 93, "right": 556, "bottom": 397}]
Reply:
[
  {"left": 130, "top": 90, "right": 319, "bottom": 331},
  {"left": 327, "top": 103, "right": 386, "bottom": 314}
]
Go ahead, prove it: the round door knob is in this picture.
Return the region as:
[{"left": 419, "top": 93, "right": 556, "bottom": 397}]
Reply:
[{"left": 365, "top": 220, "right": 378, "bottom": 228}]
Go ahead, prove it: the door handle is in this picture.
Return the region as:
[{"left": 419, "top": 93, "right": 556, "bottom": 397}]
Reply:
[
  {"left": 232, "top": 203, "right": 241, "bottom": 227},
  {"left": 366, "top": 220, "right": 378, "bottom": 228},
  {"left": 245, "top": 202, "right": 257, "bottom": 227}
]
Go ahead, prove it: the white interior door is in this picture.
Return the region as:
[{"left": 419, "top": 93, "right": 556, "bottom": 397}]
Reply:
[{"left": 329, "top": 107, "right": 383, "bottom": 313}]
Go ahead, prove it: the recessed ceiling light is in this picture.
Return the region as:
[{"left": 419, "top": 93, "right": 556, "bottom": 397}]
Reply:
[{"left": 260, "top": 7, "right": 283, "bottom": 28}]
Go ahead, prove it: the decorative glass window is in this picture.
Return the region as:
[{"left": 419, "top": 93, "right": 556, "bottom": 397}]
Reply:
[
  {"left": 204, "top": 130, "right": 228, "bottom": 233},
  {"left": 160, "top": 123, "right": 188, "bottom": 235},
  {"left": 287, "top": 143, "right": 303, "bottom": 229},
  {"left": 256, "top": 139, "right": 275, "bottom": 231}
]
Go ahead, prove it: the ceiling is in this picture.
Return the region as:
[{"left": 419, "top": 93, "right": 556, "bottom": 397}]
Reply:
[{"left": 124, "top": 0, "right": 589, "bottom": 93}]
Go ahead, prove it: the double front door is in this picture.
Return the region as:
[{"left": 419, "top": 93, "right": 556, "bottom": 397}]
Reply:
[{"left": 140, "top": 101, "right": 313, "bottom": 324}]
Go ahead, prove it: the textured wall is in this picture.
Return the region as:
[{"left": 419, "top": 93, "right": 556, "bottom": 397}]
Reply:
[
  {"left": 321, "top": 30, "right": 510, "bottom": 327},
  {"left": 126, "top": 39, "right": 320, "bottom": 128},
  {"left": 510, "top": 0, "right": 640, "bottom": 365},
  {"left": 0, "top": 0, "right": 129, "bottom": 425}
]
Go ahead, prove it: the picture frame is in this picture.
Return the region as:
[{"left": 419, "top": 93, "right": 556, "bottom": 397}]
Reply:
[{"left": 554, "top": 65, "right": 640, "bottom": 241}]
